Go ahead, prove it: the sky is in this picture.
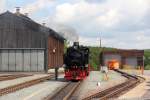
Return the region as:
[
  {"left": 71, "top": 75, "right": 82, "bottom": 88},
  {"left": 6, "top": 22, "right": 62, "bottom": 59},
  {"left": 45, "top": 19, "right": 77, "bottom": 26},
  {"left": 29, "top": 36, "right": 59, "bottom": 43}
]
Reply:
[{"left": 0, "top": 0, "right": 150, "bottom": 49}]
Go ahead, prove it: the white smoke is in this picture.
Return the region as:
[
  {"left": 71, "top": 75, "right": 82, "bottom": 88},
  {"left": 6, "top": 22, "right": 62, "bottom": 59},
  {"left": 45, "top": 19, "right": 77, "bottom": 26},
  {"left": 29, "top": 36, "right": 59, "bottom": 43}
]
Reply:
[
  {"left": 55, "top": 24, "right": 79, "bottom": 42},
  {"left": 47, "top": 22, "right": 79, "bottom": 42}
]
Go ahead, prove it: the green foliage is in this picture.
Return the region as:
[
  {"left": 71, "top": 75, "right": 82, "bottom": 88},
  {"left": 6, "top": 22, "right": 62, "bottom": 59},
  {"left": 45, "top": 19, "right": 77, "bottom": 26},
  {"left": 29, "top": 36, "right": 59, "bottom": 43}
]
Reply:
[
  {"left": 145, "top": 65, "right": 150, "bottom": 70},
  {"left": 88, "top": 47, "right": 100, "bottom": 70},
  {"left": 144, "top": 49, "right": 150, "bottom": 70},
  {"left": 64, "top": 40, "right": 69, "bottom": 53}
]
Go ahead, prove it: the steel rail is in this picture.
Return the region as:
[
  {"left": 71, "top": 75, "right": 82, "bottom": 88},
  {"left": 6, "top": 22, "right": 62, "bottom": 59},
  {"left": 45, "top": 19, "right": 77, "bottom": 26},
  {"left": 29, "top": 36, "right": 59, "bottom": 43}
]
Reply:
[
  {"left": 0, "top": 74, "right": 54, "bottom": 96},
  {"left": 0, "top": 74, "right": 33, "bottom": 81},
  {"left": 83, "top": 69, "right": 145, "bottom": 100},
  {"left": 44, "top": 81, "right": 81, "bottom": 100}
]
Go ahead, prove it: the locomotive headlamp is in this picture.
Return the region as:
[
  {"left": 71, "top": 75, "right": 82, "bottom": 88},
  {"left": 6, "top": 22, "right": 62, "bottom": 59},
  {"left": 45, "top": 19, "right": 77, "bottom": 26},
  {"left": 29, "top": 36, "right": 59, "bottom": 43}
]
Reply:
[
  {"left": 85, "top": 64, "right": 88, "bottom": 67},
  {"left": 63, "top": 64, "right": 66, "bottom": 68}
]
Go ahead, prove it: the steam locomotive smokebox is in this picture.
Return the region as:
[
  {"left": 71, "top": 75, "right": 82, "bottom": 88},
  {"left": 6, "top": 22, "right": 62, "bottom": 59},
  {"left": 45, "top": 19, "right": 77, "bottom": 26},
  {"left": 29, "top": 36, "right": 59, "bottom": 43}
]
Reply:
[
  {"left": 64, "top": 42, "right": 89, "bottom": 67},
  {"left": 64, "top": 42, "right": 90, "bottom": 80}
]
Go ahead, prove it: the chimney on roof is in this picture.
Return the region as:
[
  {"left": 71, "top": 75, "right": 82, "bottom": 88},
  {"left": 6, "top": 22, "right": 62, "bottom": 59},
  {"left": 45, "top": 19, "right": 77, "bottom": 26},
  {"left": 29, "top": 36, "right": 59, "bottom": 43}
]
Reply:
[
  {"left": 42, "top": 23, "right": 46, "bottom": 26},
  {"left": 24, "top": 13, "right": 28, "bottom": 17},
  {"left": 15, "top": 7, "right": 20, "bottom": 15}
]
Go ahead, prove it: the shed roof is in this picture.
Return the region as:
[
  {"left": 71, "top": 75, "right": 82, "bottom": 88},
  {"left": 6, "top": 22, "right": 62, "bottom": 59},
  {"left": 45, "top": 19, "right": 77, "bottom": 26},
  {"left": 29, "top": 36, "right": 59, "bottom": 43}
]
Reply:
[
  {"left": 102, "top": 49, "right": 144, "bottom": 57},
  {"left": 0, "top": 11, "right": 64, "bottom": 48}
]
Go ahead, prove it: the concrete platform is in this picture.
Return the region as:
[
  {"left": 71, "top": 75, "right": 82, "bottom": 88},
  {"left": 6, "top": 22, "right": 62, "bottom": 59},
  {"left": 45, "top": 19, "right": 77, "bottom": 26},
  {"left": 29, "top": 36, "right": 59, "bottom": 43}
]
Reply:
[
  {"left": 118, "top": 70, "right": 150, "bottom": 100},
  {"left": 72, "top": 70, "right": 127, "bottom": 99}
]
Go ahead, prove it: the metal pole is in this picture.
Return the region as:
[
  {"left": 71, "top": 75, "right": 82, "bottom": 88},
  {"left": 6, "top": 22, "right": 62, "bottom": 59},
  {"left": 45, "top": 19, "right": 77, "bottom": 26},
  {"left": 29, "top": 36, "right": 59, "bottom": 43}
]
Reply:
[
  {"left": 142, "top": 56, "right": 145, "bottom": 75},
  {"left": 55, "top": 67, "right": 59, "bottom": 80},
  {"left": 100, "top": 33, "right": 101, "bottom": 49},
  {"left": 99, "top": 33, "right": 102, "bottom": 70}
]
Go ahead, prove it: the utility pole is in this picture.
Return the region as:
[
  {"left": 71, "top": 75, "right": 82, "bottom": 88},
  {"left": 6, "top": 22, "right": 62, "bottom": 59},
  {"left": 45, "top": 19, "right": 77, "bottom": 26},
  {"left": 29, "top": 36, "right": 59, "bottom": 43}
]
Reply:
[
  {"left": 142, "top": 56, "right": 145, "bottom": 75},
  {"left": 99, "top": 33, "right": 102, "bottom": 70},
  {"left": 100, "top": 33, "right": 101, "bottom": 49}
]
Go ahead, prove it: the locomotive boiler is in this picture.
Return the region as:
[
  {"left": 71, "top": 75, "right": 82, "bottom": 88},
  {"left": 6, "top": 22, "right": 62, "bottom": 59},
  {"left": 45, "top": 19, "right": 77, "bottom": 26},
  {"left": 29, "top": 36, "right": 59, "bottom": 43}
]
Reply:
[{"left": 64, "top": 42, "right": 90, "bottom": 81}]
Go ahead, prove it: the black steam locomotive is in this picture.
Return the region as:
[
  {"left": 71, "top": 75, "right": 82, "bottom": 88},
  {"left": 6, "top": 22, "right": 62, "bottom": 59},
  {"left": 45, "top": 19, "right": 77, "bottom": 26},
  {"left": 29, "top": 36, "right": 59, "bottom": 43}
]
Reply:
[{"left": 64, "top": 42, "right": 90, "bottom": 80}]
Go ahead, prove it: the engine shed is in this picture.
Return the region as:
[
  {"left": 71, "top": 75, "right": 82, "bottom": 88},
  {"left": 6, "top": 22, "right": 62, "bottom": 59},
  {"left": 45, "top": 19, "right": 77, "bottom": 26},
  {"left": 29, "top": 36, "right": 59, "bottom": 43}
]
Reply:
[
  {"left": 100, "top": 49, "right": 144, "bottom": 69},
  {"left": 0, "top": 10, "right": 64, "bottom": 72}
]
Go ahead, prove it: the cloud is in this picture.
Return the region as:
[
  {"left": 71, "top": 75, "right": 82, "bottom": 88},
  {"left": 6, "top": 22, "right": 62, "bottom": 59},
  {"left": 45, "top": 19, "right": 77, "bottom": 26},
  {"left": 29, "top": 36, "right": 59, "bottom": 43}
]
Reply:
[
  {"left": 49, "top": 0, "right": 150, "bottom": 49},
  {"left": 86, "top": 0, "right": 105, "bottom": 3},
  {"left": 53, "top": 0, "right": 150, "bottom": 32},
  {"left": 21, "top": 0, "right": 55, "bottom": 14},
  {"left": 0, "top": 0, "right": 6, "bottom": 13},
  {"left": 20, "top": 0, "right": 79, "bottom": 42},
  {"left": 79, "top": 31, "right": 150, "bottom": 49}
]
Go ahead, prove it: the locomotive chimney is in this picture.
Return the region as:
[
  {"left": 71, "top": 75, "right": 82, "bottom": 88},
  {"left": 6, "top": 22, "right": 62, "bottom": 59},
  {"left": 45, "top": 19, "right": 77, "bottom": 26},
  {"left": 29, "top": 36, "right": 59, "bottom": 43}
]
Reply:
[
  {"left": 73, "top": 42, "right": 79, "bottom": 46},
  {"left": 73, "top": 42, "right": 79, "bottom": 49}
]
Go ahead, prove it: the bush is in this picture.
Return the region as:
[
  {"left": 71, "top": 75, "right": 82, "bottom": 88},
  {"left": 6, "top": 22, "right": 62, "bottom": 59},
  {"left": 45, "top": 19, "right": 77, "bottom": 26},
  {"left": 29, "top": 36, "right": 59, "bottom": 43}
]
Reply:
[{"left": 145, "top": 65, "right": 150, "bottom": 70}]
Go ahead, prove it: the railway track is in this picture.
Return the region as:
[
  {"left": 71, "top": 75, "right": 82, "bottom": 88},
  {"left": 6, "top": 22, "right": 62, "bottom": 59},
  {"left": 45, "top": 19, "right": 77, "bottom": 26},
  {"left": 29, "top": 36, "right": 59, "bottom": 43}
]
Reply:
[
  {"left": 0, "top": 74, "right": 54, "bottom": 96},
  {"left": 44, "top": 81, "right": 81, "bottom": 100},
  {"left": 83, "top": 69, "right": 145, "bottom": 100},
  {"left": 0, "top": 74, "right": 33, "bottom": 81}
]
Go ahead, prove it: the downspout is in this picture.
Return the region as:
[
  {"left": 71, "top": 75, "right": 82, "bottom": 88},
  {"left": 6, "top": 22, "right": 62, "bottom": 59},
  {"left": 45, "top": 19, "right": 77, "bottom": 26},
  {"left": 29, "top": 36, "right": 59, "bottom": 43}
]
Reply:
[{"left": 44, "top": 35, "right": 48, "bottom": 73}]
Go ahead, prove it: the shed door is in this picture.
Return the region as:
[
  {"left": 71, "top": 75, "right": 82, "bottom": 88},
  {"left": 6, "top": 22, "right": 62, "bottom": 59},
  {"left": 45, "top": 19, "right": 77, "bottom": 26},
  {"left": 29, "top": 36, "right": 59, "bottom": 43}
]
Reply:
[
  {"left": 104, "top": 54, "right": 121, "bottom": 66},
  {"left": 125, "top": 57, "right": 137, "bottom": 68},
  {"left": 0, "top": 49, "right": 44, "bottom": 72}
]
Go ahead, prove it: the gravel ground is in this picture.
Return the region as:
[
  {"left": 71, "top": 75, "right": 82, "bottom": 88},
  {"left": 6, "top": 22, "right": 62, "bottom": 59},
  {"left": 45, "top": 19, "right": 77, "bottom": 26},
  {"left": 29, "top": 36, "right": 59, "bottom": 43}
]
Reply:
[
  {"left": 143, "top": 70, "right": 150, "bottom": 99},
  {"left": 0, "top": 74, "right": 67, "bottom": 100},
  {"left": 0, "top": 74, "right": 12, "bottom": 76},
  {"left": 120, "top": 69, "right": 143, "bottom": 75},
  {"left": 0, "top": 74, "right": 50, "bottom": 89},
  {"left": 0, "top": 81, "right": 67, "bottom": 100},
  {"left": 118, "top": 70, "right": 150, "bottom": 100},
  {"left": 71, "top": 70, "right": 127, "bottom": 99}
]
